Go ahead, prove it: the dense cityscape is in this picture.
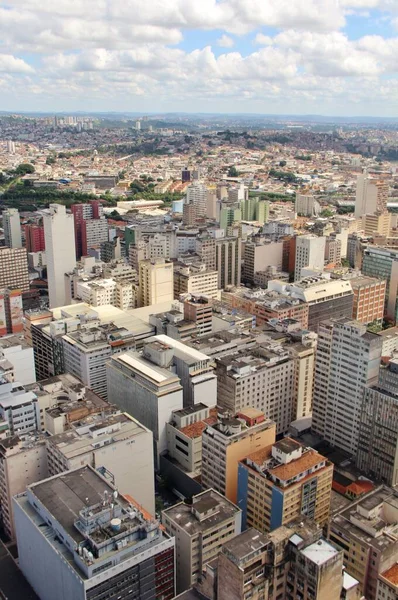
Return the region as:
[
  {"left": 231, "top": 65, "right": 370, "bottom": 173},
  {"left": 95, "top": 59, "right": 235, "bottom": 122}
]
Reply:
[{"left": 0, "top": 111, "right": 396, "bottom": 600}]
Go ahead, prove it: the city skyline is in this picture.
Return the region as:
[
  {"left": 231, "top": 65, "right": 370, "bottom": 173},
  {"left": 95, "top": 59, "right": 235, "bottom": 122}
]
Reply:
[{"left": 0, "top": 0, "right": 397, "bottom": 116}]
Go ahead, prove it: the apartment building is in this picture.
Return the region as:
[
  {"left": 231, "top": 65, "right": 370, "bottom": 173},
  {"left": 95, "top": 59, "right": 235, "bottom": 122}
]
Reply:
[
  {"left": 173, "top": 262, "right": 219, "bottom": 300},
  {"left": 325, "top": 236, "right": 342, "bottom": 266},
  {"left": 0, "top": 335, "right": 35, "bottom": 385},
  {"left": 166, "top": 403, "right": 212, "bottom": 475},
  {"left": 2, "top": 208, "right": 22, "bottom": 248},
  {"left": 294, "top": 235, "right": 326, "bottom": 280},
  {"left": 241, "top": 196, "right": 269, "bottom": 223},
  {"left": 0, "top": 382, "right": 40, "bottom": 435},
  {"left": 201, "top": 409, "right": 276, "bottom": 504},
  {"left": 0, "top": 247, "right": 29, "bottom": 292},
  {"left": 182, "top": 295, "right": 213, "bottom": 336},
  {"left": 14, "top": 466, "right": 175, "bottom": 600},
  {"left": 376, "top": 564, "right": 398, "bottom": 600},
  {"left": 216, "top": 346, "right": 296, "bottom": 434},
  {"left": 363, "top": 212, "right": 392, "bottom": 237},
  {"left": 356, "top": 358, "right": 398, "bottom": 487},
  {"left": 0, "top": 434, "right": 48, "bottom": 539},
  {"left": 46, "top": 412, "right": 155, "bottom": 516},
  {"left": 295, "top": 194, "right": 321, "bottom": 217},
  {"left": 138, "top": 258, "right": 174, "bottom": 307},
  {"left": 350, "top": 275, "right": 386, "bottom": 325},
  {"left": 24, "top": 223, "right": 45, "bottom": 253},
  {"left": 362, "top": 246, "right": 398, "bottom": 322},
  {"left": 186, "top": 182, "right": 208, "bottom": 217},
  {"left": 238, "top": 437, "right": 333, "bottom": 533},
  {"left": 75, "top": 278, "right": 117, "bottom": 306},
  {"left": 330, "top": 486, "right": 398, "bottom": 600},
  {"left": 196, "top": 235, "right": 216, "bottom": 271},
  {"left": 162, "top": 489, "right": 241, "bottom": 594},
  {"left": 355, "top": 173, "right": 389, "bottom": 218}
]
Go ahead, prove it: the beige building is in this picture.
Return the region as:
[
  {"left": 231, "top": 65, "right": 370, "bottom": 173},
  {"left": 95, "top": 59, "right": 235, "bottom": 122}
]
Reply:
[
  {"left": 238, "top": 438, "right": 333, "bottom": 534},
  {"left": 201, "top": 408, "right": 276, "bottom": 504},
  {"left": 355, "top": 173, "right": 389, "bottom": 218},
  {"left": 376, "top": 564, "right": 398, "bottom": 600},
  {"left": 243, "top": 239, "right": 284, "bottom": 284},
  {"left": 166, "top": 403, "right": 211, "bottom": 474},
  {"left": 138, "top": 258, "right": 174, "bottom": 307},
  {"left": 363, "top": 212, "right": 392, "bottom": 237},
  {"left": 0, "top": 434, "right": 48, "bottom": 539},
  {"left": 183, "top": 295, "right": 213, "bottom": 336},
  {"left": 289, "top": 342, "right": 315, "bottom": 419},
  {"left": 215, "top": 237, "right": 241, "bottom": 288},
  {"left": 162, "top": 488, "right": 242, "bottom": 594},
  {"left": 0, "top": 247, "right": 29, "bottom": 292},
  {"left": 350, "top": 275, "right": 386, "bottom": 325},
  {"left": 173, "top": 262, "right": 219, "bottom": 299},
  {"left": 46, "top": 412, "right": 155, "bottom": 516}
]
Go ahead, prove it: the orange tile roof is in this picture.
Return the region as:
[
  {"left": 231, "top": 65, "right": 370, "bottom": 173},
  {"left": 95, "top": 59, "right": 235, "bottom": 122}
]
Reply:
[
  {"left": 381, "top": 563, "right": 398, "bottom": 587},
  {"left": 269, "top": 450, "right": 327, "bottom": 482},
  {"left": 123, "top": 494, "right": 156, "bottom": 523},
  {"left": 245, "top": 445, "right": 273, "bottom": 465},
  {"left": 347, "top": 480, "right": 374, "bottom": 496},
  {"left": 179, "top": 420, "right": 208, "bottom": 439}
]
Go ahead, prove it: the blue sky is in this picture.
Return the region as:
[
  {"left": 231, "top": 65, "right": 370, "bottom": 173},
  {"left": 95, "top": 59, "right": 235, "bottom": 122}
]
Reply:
[{"left": 0, "top": 0, "right": 397, "bottom": 116}]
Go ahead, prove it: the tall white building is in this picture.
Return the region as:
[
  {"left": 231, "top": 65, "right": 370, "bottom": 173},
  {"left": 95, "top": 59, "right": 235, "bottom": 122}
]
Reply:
[
  {"left": 295, "top": 194, "right": 320, "bottom": 217},
  {"left": 294, "top": 235, "right": 326, "bottom": 281},
  {"left": 312, "top": 318, "right": 382, "bottom": 456},
  {"left": 138, "top": 259, "right": 173, "bottom": 307},
  {"left": 186, "top": 182, "right": 208, "bottom": 217},
  {"left": 44, "top": 204, "right": 76, "bottom": 308},
  {"left": 355, "top": 172, "right": 389, "bottom": 218},
  {"left": 2, "top": 208, "right": 22, "bottom": 248}
]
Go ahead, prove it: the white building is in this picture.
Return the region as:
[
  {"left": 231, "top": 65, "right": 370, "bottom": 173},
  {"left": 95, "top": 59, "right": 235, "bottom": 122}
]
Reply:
[
  {"left": 295, "top": 194, "right": 320, "bottom": 217},
  {"left": 75, "top": 278, "right": 117, "bottom": 306},
  {"left": 312, "top": 318, "right": 382, "bottom": 455},
  {"left": 0, "top": 382, "right": 40, "bottom": 435},
  {"left": 44, "top": 204, "right": 76, "bottom": 308},
  {"left": 186, "top": 182, "right": 208, "bottom": 217},
  {"left": 0, "top": 336, "right": 36, "bottom": 385},
  {"left": 355, "top": 172, "right": 389, "bottom": 218},
  {"left": 2, "top": 208, "right": 22, "bottom": 248},
  {"left": 294, "top": 235, "right": 326, "bottom": 281},
  {"left": 46, "top": 412, "right": 155, "bottom": 516}
]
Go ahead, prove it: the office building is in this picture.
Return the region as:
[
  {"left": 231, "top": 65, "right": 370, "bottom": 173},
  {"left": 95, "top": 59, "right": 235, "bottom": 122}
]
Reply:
[
  {"left": 294, "top": 235, "right": 326, "bottom": 280},
  {"left": 238, "top": 438, "right": 333, "bottom": 533},
  {"left": 215, "top": 237, "right": 241, "bottom": 288},
  {"left": 138, "top": 259, "right": 173, "bottom": 307},
  {"left": 362, "top": 246, "right": 398, "bottom": 322},
  {"left": 106, "top": 344, "right": 183, "bottom": 463},
  {"left": 0, "top": 434, "right": 48, "bottom": 539},
  {"left": 196, "top": 235, "right": 216, "bottom": 272},
  {"left": 83, "top": 218, "right": 109, "bottom": 255},
  {"left": 202, "top": 409, "right": 276, "bottom": 504},
  {"left": 43, "top": 204, "right": 76, "bottom": 308},
  {"left": 268, "top": 278, "right": 354, "bottom": 332},
  {"left": 0, "top": 381, "right": 42, "bottom": 437},
  {"left": 324, "top": 235, "right": 342, "bottom": 266},
  {"left": 24, "top": 223, "right": 45, "bottom": 253},
  {"left": 173, "top": 263, "right": 219, "bottom": 300},
  {"left": 182, "top": 203, "right": 197, "bottom": 226},
  {"left": 363, "top": 212, "right": 391, "bottom": 237},
  {"left": 357, "top": 358, "right": 398, "bottom": 487},
  {"left": 295, "top": 193, "right": 321, "bottom": 217},
  {"left": 166, "top": 403, "right": 212, "bottom": 475},
  {"left": 0, "top": 289, "right": 23, "bottom": 336},
  {"left": 62, "top": 325, "right": 136, "bottom": 399},
  {"left": 46, "top": 412, "right": 155, "bottom": 516},
  {"left": 347, "top": 233, "right": 365, "bottom": 269},
  {"left": 162, "top": 488, "right": 241, "bottom": 593},
  {"left": 216, "top": 346, "right": 296, "bottom": 434},
  {"left": 355, "top": 173, "right": 389, "bottom": 218},
  {"left": 14, "top": 466, "right": 175, "bottom": 600},
  {"left": 0, "top": 335, "right": 35, "bottom": 385},
  {"left": 330, "top": 485, "right": 398, "bottom": 600},
  {"left": 101, "top": 237, "right": 122, "bottom": 263},
  {"left": 312, "top": 318, "right": 382, "bottom": 455},
  {"left": 183, "top": 295, "right": 213, "bottom": 336},
  {"left": 2, "top": 208, "right": 22, "bottom": 248},
  {"left": 0, "top": 247, "right": 29, "bottom": 293},
  {"left": 243, "top": 239, "right": 284, "bottom": 284},
  {"left": 350, "top": 275, "right": 386, "bottom": 325}
]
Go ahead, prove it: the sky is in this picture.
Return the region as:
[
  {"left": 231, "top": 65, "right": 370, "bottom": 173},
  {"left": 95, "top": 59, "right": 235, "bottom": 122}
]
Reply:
[{"left": 0, "top": 0, "right": 398, "bottom": 116}]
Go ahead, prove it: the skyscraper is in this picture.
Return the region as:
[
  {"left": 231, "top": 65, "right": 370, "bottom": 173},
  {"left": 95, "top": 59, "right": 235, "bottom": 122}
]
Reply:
[
  {"left": 355, "top": 172, "right": 389, "bottom": 218},
  {"left": 138, "top": 259, "right": 173, "bottom": 307},
  {"left": 43, "top": 204, "right": 76, "bottom": 308},
  {"left": 2, "top": 208, "right": 22, "bottom": 248},
  {"left": 312, "top": 318, "right": 382, "bottom": 455},
  {"left": 186, "top": 182, "right": 208, "bottom": 217},
  {"left": 294, "top": 235, "right": 326, "bottom": 280}
]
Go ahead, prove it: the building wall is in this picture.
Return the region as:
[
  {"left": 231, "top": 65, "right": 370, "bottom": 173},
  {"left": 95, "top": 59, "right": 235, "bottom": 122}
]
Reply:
[{"left": 44, "top": 205, "right": 76, "bottom": 308}]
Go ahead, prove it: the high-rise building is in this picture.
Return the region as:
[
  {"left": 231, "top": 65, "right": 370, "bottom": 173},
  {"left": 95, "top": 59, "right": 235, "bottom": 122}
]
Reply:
[
  {"left": 356, "top": 357, "right": 398, "bottom": 487},
  {"left": 243, "top": 239, "right": 284, "bottom": 284},
  {"left": 183, "top": 295, "right": 213, "bottom": 336},
  {"left": 312, "top": 318, "right": 382, "bottom": 456},
  {"left": 295, "top": 193, "right": 321, "bottom": 217},
  {"left": 71, "top": 201, "right": 105, "bottom": 258},
  {"left": 138, "top": 259, "right": 173, "bottom": 307},
  {"left": 182, "top": 203, "right": 197, "bottom": 226},
  {"left": 43, "top": 204, "right": 76, "bottom": 308},
  {"left": 219, "top": 205, "right": 241, "bottom": 232},
  {"left": 355, "top": 172, "right": 389, "bottom": 218},
  {"left": 238, "top": 438, "right": 333, "bottom": 533},
  {"left": 350, "top": 275, "right": 386, "bottom": 325},
  {"left": 2, "top": 208, "right": 22, "bottom": 248},
  {"left": 181, "top": 167, "right": 191, "bottom": 183},
  {"left": 162, "top": 488, "right": 241, "bottom": 594},
  {"left": 362, "top": 246, "right": 398, "bottom": 322},
  {"left": 363, "top": 212, "right": 391, "bottom": 237},
  {"left": 186, "top": 182, "right": 208, "bottom": 217},
  {"left": 196, "top": 235, "right": 216, "bottom": 271},
  {"left": 294, "top": 235, "right": 326, "bottom": 280},
  {"left": 173, "top": 263, "right": 219, "bottom": 300},
  {"left": 46, "top": 412, "right": 155, "bottom": 516},
  {"left": 24, "top": 224, "right": 45, "bottom": 253},
  {"left": 0, "top": 247, "right": 29, "bottom": 292},
  {"left": 241, "top": 196, "right": 269, "bottom": 223},
  {"left": 201, "top": 409, "right": 276, "bottom": 504},
  {"left": 215, "top": 237, "right": 241, "bottom": 288},
  {"left": 14, "top": 466, "right": 175, "bottom": 600}
]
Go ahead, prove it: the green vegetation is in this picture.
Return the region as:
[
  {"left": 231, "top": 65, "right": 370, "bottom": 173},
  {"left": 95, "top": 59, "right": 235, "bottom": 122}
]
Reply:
[
  {"left": 279, "top": 160, "right": 287, "bottom": 167},
  {"left": 336, "top": 205, "right": 355, "bottom": 214},
  {"left": 129, "top": 178, "right": 184, "bottom": 204},
  {"left": 227, "top": 165, "right": 240, "bottom": 177},
  {"left": 268, "top": 168, "right": 298, "bottom": 183},
  {"left": 320, "top": 209, "right": 333, "bottom": 217},
  {"left": 294, "top": 154, "right": 312, "bottom": 161},
  {"left": 249, "top": 190, "right": 295, "bottom": 202},
  {"left": 15, "top": 163, "right": 35, "bottom": 175},
  {"left": 1, "top": 186, "right": 118, "bottom": 210},
  {"left": 367, "top": 320, "right": 383, "bottom": 333}
]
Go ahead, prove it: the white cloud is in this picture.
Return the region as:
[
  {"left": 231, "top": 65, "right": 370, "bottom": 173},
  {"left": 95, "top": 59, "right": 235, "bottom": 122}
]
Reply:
[
  {"left": 0, "top": 54, "right": 34, "bottom": 73},
  {"left": 217, "top": 34, "right": 234, "bottom": 48},
  {"left": 254, "top": 33, "right": 273, "bottom": 46}
]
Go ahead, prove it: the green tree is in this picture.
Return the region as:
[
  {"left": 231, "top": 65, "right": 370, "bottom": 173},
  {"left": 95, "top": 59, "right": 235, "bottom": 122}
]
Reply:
[
  {"left": 320, "top": 209, "right": 333, "bottom": 217},
  {"left": 15, "top": 163, "right": 35, "bottom": 175},
  {"left": 228, "top": 165, "right": 239, "bottom": 177},
  {"left": 46, "top": 156, "right": 56, "bottom": 165},
  {"left": 279, "top": 160, "right": 287, "bottom": 167}
]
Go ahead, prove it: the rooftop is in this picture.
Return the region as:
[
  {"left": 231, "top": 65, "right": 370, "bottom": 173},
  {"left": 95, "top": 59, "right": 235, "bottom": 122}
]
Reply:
[
  {"left": 269, "top": 450, "right": 327, "bottom": 483},
  {"left": 300, "top": 539, "right": 340, "bottom": 566},
  {"left": 381, "top": 563, "right": 398, "bottom": 588},
  {"left": 222, "top": 528, "right": 268, "bottom": 564}
]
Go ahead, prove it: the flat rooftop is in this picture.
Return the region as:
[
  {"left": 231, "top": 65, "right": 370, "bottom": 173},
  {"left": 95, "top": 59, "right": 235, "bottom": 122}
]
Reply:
[
  {"left": 301, "top": 539, "right": 339, "bottom": 566},
  {"left": 115, "top": 351, "right": 180, "bottom": 385},
  {"left": 152, "top": 334, "right": 210, "bottom": 364},
  {"left": 222, "top": 528, "right": 268, "bottom": 563}
]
